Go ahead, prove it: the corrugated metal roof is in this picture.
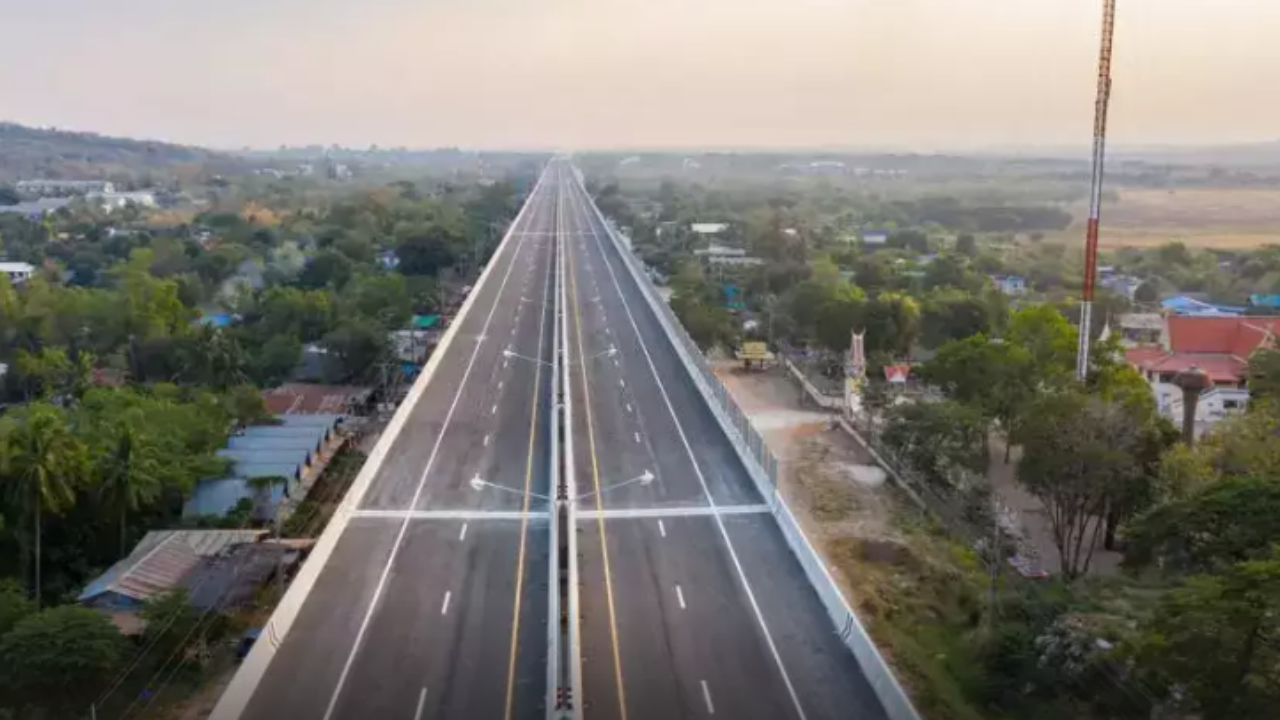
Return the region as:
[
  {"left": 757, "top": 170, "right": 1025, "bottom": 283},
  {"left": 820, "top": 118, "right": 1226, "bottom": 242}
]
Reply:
[
  {"left": 227, "top": 436, "right": 321, "bottom": 453},
  {"left": 217, "top": 448, "right": 309, "bottom": 470},
  {"left": 78, "top": 529, "right": 265, "bottom": 604},
  {"left": 183, "top": 476, "right": 289, "bottom": 519}
]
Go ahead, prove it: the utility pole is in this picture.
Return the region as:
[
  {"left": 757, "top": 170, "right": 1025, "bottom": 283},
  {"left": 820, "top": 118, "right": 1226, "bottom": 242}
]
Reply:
[{"left": 1076, "top": 0, "right": 1118, "bottom": 381}]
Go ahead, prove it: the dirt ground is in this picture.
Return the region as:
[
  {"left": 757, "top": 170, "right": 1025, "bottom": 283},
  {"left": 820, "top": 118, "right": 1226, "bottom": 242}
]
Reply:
[
  {"left": 713, "top": 361, "right": 901, "bottom": 562},
  {"left": 713, "top": 360, "right": 1124, "bottom": 579},
  {"left": 1050, "top": 187, "right": 1280, "bottom": 249}
]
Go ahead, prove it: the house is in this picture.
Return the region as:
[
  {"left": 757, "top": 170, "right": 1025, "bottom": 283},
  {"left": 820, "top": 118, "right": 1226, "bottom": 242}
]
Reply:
[
  {"left": 862, "top": 230, "right": 890, "bottom": 246},
  {"left": 16, "top": 179, "right": 114, "bottom": 197},
  {"left": 262, "top": 384, "right": 372, "bottom": 416},
  {"left": 78, "top": 529, "right": 307, "bottom": 633},
  {"left": 183, "top": 414, "right": 345, "bottom": 521},
  {"left": 0, "top": 197, "right": 72, "bottom": 219},
  {"left": 989, "top": 274, "right": 1027, "bottom": 296},
  {"left": 1124, "top": 315, "right": 1280, "bottom": 434},
  {"left": 88, "top": 190, "right": 157, "bottom": 211},
  {"left": 693, "top": 244, "right": 763, "bottom": 267},
  {"left": 0, "top": 262, "right": 36, "bottom": 284},
  {"left": 690, "top": 222, "right": 729, "bottom": 236},
  {"left": 77, "top": 529, "right": 272, "bottom": 632}
]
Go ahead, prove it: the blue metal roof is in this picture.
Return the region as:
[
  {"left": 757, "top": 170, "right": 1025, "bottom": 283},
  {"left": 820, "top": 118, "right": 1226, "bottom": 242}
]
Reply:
[
  {"left": 227, "top": 436, "right": 321, "bottom": 452},
  {"left": 217, "top": 448, "right": 309, "bottom": 469},
  {"left": 182, "top": 413, "right": 342, "bottom": 519},
  {"left": 183, "top": 478, "right": 287, "bottom": 520}
]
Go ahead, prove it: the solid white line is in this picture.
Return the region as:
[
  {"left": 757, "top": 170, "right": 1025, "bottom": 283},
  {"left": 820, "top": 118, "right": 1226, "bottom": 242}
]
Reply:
[
  {"left": 701, "top": 680, "right": 715, "bottom": 714},
  {"left": 414, "top": 687, "right": 428, "bottom": 720},
  {"left": 577, "top": 504, "right": 771, "bottom": 520},
  {"left": 440, "top": 591, "right": 452, "bottom": 615},
  {"left": 676, "top": 585, "right": 686, "bottom": 610},
  {"left": 658, "top": 519, "right": 666, "bottom": 537},
  {"left": 459, "top": 523, "right": 468, "bottom": 541},
  {"left": 318, "top": 175, "right": 552, "bottom": 720},
  {"left": 569, "top": 176, "right": 809, "bottom": 720},
  {"left": 351, "top": 509, "right": 545, "bottom": 520}
]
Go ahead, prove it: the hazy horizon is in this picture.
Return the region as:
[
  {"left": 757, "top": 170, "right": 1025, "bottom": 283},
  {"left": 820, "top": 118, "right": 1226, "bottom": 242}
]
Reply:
[{"left": 3, "top": 0, "right": 1278, "bottom": 152}]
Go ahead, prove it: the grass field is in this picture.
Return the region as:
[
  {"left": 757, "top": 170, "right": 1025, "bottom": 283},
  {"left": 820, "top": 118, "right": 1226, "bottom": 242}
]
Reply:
[{"left": 1053, "top": 187, "right": 1280, "bottom": 249}]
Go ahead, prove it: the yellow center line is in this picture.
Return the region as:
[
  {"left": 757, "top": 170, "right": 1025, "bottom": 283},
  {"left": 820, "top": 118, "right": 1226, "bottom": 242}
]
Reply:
[
  {"left": 503, "top": 188, "right": 554, "bottom": 720},
  {"left": 566, "top": 180, "right": 629, "bottom": 720}
]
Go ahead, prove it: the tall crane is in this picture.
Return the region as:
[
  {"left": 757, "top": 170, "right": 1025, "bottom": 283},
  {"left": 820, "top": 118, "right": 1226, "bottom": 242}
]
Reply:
[{"left": 1076, "top": 0, "right": 1117, "bottom": 380}]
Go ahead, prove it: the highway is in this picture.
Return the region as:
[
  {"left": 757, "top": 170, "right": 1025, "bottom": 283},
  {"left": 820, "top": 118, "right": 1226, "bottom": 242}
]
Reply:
[
  {"left": 560, "top": 164, "right": 890, "bottom": 720},
  {"left": 228, "top": 166, "right": 560, "bottom": 720}
]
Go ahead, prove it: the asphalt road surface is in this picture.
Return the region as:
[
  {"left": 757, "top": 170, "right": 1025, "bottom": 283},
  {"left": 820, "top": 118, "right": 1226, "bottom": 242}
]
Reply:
[
  {"left": 560, "top": 165, "right": 890, "bottom": 720},
  {"left": 233, "top": 166, "right": 560, "bottom": 720}
]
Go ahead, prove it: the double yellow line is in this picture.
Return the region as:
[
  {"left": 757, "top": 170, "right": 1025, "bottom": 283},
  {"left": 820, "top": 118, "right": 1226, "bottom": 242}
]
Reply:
[{"left": 565, "top": 178, "right": 629, "bottom": 720}]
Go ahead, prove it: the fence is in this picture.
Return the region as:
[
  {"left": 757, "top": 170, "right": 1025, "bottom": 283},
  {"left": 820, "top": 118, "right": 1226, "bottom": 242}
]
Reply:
[{"left": 584, "top": 205, "right": 921, "bottom": 720}]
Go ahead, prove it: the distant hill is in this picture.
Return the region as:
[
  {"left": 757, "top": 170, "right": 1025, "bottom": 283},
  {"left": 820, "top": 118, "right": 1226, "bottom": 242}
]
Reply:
[{"left": 0, "top": 122, "right": 254, "bottom": 185}]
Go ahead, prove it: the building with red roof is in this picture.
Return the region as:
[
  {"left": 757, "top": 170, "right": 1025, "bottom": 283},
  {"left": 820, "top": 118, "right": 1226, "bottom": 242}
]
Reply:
[{"left": 1122, "top": 315, "right": 1277, "bottom": 433}]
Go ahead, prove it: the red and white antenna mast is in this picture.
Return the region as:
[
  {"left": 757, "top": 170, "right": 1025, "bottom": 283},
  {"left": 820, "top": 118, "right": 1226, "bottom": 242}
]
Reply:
[{"left": 1076, "top": 0, "right": 1117, "bottom": 381}]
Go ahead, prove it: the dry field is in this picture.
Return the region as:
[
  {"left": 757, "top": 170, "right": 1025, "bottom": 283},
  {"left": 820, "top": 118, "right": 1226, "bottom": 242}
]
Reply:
[{"left": 1053, "top": 187, "right": 1280, "bottom": 249}]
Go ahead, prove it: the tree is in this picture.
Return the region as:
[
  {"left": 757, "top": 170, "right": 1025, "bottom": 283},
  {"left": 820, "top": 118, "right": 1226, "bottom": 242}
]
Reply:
[
  {"left": 0, "top": 404, "right": 88, "bottom": 605},
  {"left": 0, "top": 186, "right": 19, "bottom": 206},
  {"left": 920, "top": 335, "right": 1035, "bottom": 458},
  {"left": 880, "top": 400, "right": 987, "bottom": 488},
  {"left": 297, "top": 249, "right": 354, "bottom": 290},
  {"left": 1006, "top": 304, "right": 1077, "bottom": 385},
  {"left": 396, "top": 227, "right": 459, "bottom": 276},
  {"left": 1247, "top": 348, "right": 1280, "bottom": 404},
  {"left": 0, "top": 580, "right": 33, "bottom": 637},
  {"left": 1125, "top": 476, "right": 1280, "bottom": 573},
  {"left": 95, "top": 414, "right": 163, "bottom": 556},
  {"left": 321, "top": 321, "right": 389, "bottom": 382},
  {"left": 0, "top": 605, "right": 127, "bottom": 715},
  {"left": 920, "top": 290, "right": 996, "bottom": 349},
  {"left": 1017, "top": 391, "right": 1144, "bottom": 581},
  {"left": 1134, "top": 549, "right": 1280, "bottom": 720},
  {"left": 956, "top": 233, "right": 977, "bottom": 257}
]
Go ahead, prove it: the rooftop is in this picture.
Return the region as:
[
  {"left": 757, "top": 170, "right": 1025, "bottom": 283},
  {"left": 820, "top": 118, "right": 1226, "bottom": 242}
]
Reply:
[
  {"left": 78, "top": 529, "right": 266, "bottom": 606},
  {"left": 262, "top": 383, "right": 370, "bottom": 415}
]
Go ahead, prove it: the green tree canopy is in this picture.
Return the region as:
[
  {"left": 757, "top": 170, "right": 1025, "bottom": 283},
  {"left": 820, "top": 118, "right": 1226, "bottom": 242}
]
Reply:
[{"left": 0, "top": 605, "right": 126, "bottom": 715}]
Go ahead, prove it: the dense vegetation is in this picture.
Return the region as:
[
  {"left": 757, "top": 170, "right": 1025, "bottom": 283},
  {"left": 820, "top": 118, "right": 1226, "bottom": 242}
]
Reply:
[{"left": 0, "top": 157, "right": 531, "bottom": 718}]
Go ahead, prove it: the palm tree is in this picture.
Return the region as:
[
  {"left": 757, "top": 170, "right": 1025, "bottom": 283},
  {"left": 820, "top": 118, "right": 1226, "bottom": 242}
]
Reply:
[
  {"left": 97, "top": 419, "right": 162, "bottom": 556},
  {"left": 0, "top": 404, "right": 87, "bottom": 606}
]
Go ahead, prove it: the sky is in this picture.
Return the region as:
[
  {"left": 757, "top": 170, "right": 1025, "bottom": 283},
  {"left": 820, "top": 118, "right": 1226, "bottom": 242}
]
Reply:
[{"left": 1, "top": 0, "right": 1278, "bottom": 151}]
